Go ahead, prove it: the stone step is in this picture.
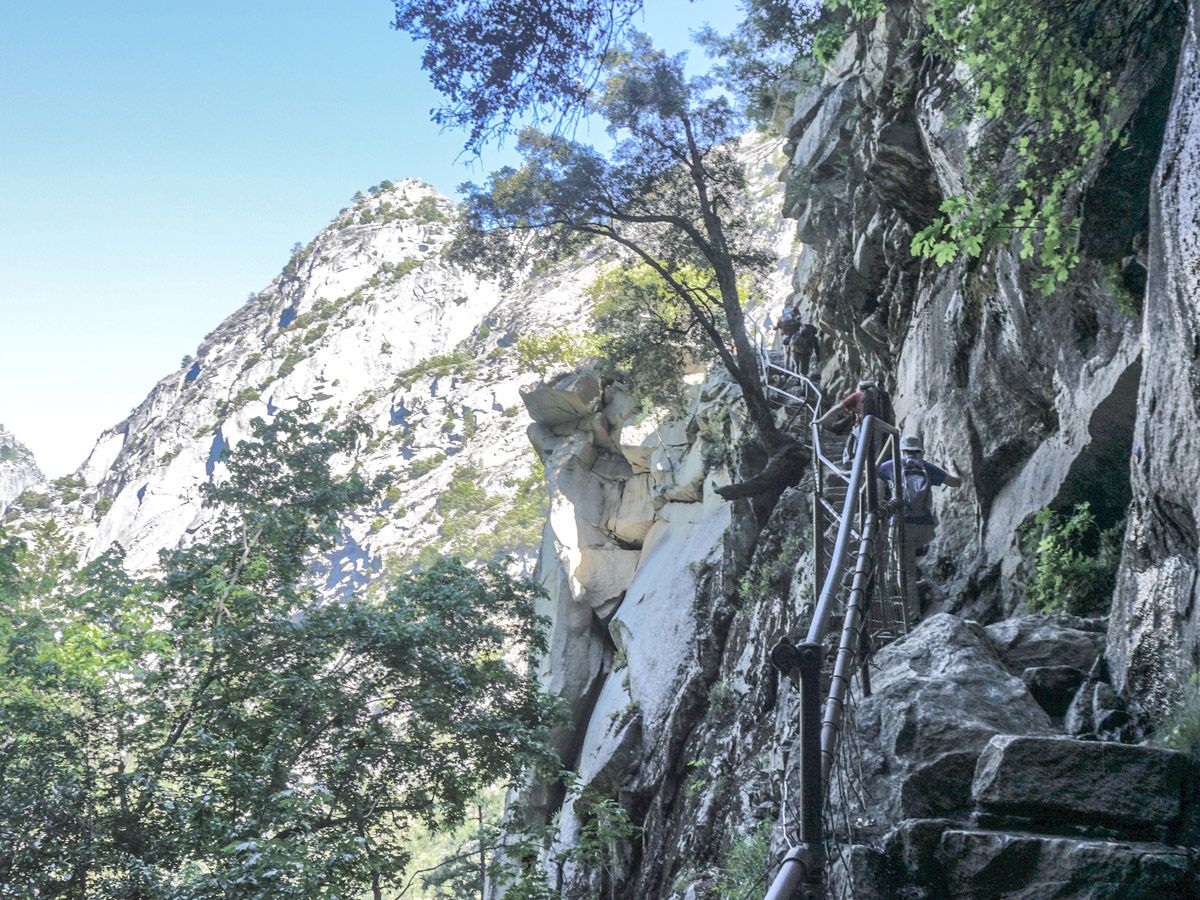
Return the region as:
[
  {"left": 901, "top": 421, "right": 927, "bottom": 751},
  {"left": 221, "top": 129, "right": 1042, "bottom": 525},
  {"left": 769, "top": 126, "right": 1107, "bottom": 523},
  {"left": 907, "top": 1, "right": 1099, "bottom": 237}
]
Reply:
[
  {"left": 834, "top": 820, "right": 1198, "bottom": 899},
  {"left": 972, "top": 734, "right": 1196, "bottom": 842},
  {"left": 936, "top": 827, "right": 1196, "bottom": 899}
]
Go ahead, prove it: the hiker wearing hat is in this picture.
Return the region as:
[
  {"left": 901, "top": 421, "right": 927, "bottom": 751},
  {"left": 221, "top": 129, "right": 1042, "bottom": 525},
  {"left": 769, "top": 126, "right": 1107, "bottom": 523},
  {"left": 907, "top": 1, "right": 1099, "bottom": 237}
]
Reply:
[
  {"left": 878, "top": 434, "right": 962, "bottom": 623},
  {"left": 814, "top": 379, "right": 895, "bottom": 464}
]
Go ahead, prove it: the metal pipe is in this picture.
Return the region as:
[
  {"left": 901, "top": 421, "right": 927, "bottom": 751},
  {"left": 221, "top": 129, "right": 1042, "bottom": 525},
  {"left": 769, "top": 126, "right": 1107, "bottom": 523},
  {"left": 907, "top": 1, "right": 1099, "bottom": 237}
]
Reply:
[
  {"left": 763, "top": 844, "right": 821, "bottom": 900},
  {"left": 805, "top": 416, "right": 875, "bottom": 645},
  {"left": 820, "top": 515, "right": 878, "bottom": 785}
]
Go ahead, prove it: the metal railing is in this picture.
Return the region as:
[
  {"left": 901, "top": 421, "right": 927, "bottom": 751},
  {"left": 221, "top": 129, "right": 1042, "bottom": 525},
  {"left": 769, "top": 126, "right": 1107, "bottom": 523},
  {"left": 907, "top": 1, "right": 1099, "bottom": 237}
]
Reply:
[{"left": 747, "top": 313, "right": 910, "bottom": 898}]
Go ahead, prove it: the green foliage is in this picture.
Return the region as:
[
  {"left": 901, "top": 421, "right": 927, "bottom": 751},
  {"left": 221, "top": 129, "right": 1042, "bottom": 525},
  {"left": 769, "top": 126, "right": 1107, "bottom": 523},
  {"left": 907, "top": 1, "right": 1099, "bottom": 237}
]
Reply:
[
  {"left": 93, "top": 497, "right": 113, "bottom": 518},
  {"left": 588, "top": 262, "right": 723, "bottom": 411},
  {"left": 714, "top": 822, "right": 773, "bottom": 899},
  {"left": 371, "top": 258, "right": 423, "bottom": 286},
  {"left": 277, "top": 348, "right": 305, "bottom": 379},
  {"left": 52, "top": 475, "right": 87, "bottom": 504},
  {"left": 909, "top": 0, "right": 1162, "bottom": 293},
  {"left": 738, "top": 530, "right": 805, "bottom": 603},
  {"left": 406, "top": 788, "right": 505, "bottom": 898},
  {"left": 215, "top": 387, "right": 261, "bottom": 418},
  {"left": 281, "top": 239, "right": 315, "bottom": 278},
  {"left": 514, "top": 328, "right": 601, "bottom": 375},
  {"left": 392, "top": 0, "right": 643, "bottom": 151},
  {"left": 0, "top": 443, "right": 33, "bottom": 464},
  {"left": 393, "top": 351, "right": 474, "bottom": 391},
  {"left": 413, "top": 196, "right": 447, "bottom": 222},
  {"left": 12, "top": 489, "right": 50, "bottom": 512},
  {"left": 180, "top": 354, "right": 194, "bottom": 370},
  {"left": 697, "top": 0, "right": 825, "bottom": 123},
  {"left": 462, "top": 407, "right": 479, "bottom": 440},
  {"left": 566, "top": 790, "right": 641, "bottom": 900},
  {"left": 409, "top": 452, "right": 447, "bottom": 480},
  {"left": 0, "top": 408, "right": 558, "bottom": 897},
  {"left": 1023, "top": 502, "right": 1122, "bottom": 616},
  {"left": 705, "top": 680, "right": 737, "bottom": 723},
  {"left": 1152, "top": 674, "right": 1200, "bottom": 759},
  {"left": 451, "top": 37, "right": 782, "bottom": 448}
]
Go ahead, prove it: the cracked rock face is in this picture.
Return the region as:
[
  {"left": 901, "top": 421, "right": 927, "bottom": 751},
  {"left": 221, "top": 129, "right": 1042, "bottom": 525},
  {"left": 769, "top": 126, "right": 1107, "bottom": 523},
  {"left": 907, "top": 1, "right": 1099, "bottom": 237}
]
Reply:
[
  {"left": 776, "top": 0, "right": 1182, "bottom": 624},
  {"left": 1109, "top": 0, "right": 1200, "bottom": 721}
]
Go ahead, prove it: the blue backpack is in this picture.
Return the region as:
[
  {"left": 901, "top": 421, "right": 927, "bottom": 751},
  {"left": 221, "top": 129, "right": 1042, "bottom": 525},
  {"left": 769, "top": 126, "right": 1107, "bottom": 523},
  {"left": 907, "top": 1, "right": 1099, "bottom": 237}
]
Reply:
[{"left": 901, "top": 458, "right": 932, "bottom": 519}]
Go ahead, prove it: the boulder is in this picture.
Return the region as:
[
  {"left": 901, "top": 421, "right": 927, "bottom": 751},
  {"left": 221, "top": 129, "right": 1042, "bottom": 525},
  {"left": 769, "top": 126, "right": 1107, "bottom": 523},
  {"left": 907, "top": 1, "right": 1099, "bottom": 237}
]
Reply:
[
  {"left": 521, "top": 371, "right": 603, "bottom": 429},
  {"left": 985, "top": 615, "right": 1106, "bottom": 675},
  {"left": 972, "top": 735, "right": 1191, "bottom": 838},
  {"left": 822, "top": 615, "right": 1053, "bottom": 828},
  {"left": 1064, "top": 676, "right": 1137, "bottom": 743}
]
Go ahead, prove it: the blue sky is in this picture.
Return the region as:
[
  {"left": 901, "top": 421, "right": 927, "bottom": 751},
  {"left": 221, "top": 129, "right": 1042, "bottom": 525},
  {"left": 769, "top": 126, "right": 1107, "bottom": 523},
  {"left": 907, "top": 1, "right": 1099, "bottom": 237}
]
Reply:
[{"left": 0, "top": 0, "right": 742, "bottom": 477}]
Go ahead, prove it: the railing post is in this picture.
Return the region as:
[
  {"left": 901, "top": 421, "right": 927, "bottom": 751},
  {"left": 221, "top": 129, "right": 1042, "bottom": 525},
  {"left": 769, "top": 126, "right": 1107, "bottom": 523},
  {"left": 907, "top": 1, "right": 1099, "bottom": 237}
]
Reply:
[{"left": 796, "top": 641, "right": 824, "bottom": 849}]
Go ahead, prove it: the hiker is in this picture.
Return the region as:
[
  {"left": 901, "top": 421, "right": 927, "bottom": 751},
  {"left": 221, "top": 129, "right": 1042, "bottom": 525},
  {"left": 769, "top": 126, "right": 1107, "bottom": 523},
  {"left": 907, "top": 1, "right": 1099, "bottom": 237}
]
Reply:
[
  {"left": 774, "top": 307, "right": 800, "bottom": 364},
  {"left": 813, "top": 380, "right": 895, "bottom": 464},
  {"left": 878, "top": 434, "right": 962, "bottom": 623},
  {"left": 789, "top": 321, "right": 820, "bottom": 377}
]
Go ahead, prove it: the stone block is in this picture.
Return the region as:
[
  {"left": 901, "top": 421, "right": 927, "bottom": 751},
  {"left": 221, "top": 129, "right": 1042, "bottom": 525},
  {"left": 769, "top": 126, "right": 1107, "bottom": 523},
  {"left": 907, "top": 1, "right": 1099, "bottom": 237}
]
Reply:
[
  {"left": 972, "top": 735, "right": 1190, "bottom": 836},
  {"left": 985, "top": 615, "right": 1106, "bottom": 675},
  {"left": 936, "top": 829, "right": 1194, "bottom": 899}
]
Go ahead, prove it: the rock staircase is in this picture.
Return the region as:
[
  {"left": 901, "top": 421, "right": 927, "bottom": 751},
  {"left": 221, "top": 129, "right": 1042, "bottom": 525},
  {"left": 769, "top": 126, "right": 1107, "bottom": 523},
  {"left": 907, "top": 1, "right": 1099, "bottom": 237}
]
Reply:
[{"left": 749, "top": 324, "right": 1199, "bottom": 898}]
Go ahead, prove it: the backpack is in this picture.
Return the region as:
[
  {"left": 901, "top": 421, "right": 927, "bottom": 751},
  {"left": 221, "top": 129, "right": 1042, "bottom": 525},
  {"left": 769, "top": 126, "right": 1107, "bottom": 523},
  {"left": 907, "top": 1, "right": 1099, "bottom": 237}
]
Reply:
[
  {"left": 901, "top": 457, "right": 933, "bottom": 520},
  {"left": 779, "top": 313, "right": 800, "bottom": 337},
  {"left": 861, "top": 383, "right": 895, "bottom": 427}
]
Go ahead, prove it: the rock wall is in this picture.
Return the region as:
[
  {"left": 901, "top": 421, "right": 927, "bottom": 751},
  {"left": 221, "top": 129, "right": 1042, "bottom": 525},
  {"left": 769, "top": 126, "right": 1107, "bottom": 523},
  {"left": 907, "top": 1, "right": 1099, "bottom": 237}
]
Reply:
[
  {"left": 778, "top": 0, "right": 1182, "bottom": 621},
  {"left": 508, "top": 1, "right": 1200, "bottom": 896},
  {"left": 1109, "top": 0, "right": 1200, "bottom": 721}
]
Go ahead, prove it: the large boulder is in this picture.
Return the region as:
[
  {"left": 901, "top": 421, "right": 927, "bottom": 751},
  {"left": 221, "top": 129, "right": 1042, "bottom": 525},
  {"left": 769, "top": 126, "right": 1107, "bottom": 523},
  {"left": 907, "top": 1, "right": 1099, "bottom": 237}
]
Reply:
[
  {"left": 521, "top": 371, "right": 604, "bottom": 431},
  {"left": 821, "top": 614, "right": 1053, "bottom": 830},
  {"left": 985, "top": 615, "right": 1107, "bottom": 675}
]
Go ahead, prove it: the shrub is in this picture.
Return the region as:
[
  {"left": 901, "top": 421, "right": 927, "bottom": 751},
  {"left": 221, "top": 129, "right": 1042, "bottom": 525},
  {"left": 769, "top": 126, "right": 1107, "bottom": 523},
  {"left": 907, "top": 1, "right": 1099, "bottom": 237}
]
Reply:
[
  {"left": 14, "top": 490, "right": 50, "bottom": 512},
  {"left": 514, "top": 329, "right": 600, "bottom": 375},
  {"left": 94, "top": 497, "right": 113, "bottom": 518},
  {"left": 409, "top": 452, "right": 447, "bottom": 480},
  {"left": 1024, "top": 502, "right": 1123, "bottom": 616},
  {"left": 413, "top": 196, "right": 447, "bottom": 222},
  {"left": 52, "top": 476, "right": 87, "bottom": 504},
  {"left": 714, "top": 822, "right": 772, "bottom": 899},
  {"left": 392, "top": 351, "right": 473, "bottom": 390}
]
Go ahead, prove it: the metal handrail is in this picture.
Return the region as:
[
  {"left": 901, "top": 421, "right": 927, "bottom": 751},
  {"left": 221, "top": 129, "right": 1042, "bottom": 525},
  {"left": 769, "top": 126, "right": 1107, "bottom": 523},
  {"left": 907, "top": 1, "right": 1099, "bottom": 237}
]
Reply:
[{"left": 747, "top": 311, "right": 909, "bottom": 899}]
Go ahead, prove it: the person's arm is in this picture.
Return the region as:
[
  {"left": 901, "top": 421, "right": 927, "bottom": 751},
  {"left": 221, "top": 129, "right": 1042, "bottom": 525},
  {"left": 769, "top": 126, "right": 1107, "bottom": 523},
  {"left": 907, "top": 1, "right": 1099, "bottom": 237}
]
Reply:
[
  {"left": 814, "top": 404, "right": 841, "bottom": 427},
  {"left": 817, "top": 391, "right": 858, "bottom": 426},
  {"left": 941, "top": 461, "right": 963, "bottom": 488}
]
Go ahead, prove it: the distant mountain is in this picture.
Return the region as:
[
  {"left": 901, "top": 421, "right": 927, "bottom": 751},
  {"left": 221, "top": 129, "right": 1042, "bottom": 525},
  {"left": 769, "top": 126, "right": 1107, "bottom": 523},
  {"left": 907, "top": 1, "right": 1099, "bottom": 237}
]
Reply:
[
  {"left": 0, "top": 426, "right": 43, "bottom": 514},
  {"left": 4, "top": 136, "right": 793, "bottom": 601}
]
